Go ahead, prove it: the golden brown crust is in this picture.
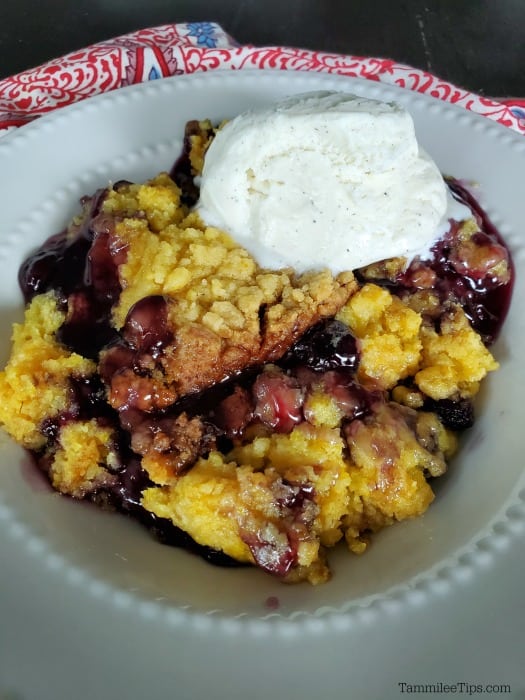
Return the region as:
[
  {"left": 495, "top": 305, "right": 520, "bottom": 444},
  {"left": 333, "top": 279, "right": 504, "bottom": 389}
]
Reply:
[
  {"left": 103, "top": 177, "right": 357, "bottom": 404},
  {"left": 157, "top": 270, "right": 356, "bottom": 401},
  {"left": 139, "top": 413, "right": 212, "bottom": 484}
]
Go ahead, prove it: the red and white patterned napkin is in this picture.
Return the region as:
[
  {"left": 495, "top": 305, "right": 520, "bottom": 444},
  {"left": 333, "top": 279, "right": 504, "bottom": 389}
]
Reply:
[{"left": 1, "top": 22, "right": 524, "bottom": 136}]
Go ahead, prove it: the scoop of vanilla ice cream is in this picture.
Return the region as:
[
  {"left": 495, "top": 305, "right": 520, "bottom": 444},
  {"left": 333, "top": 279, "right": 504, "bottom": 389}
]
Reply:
[{"left": 197, "top": 91, "right": 449, "bottom": 273}]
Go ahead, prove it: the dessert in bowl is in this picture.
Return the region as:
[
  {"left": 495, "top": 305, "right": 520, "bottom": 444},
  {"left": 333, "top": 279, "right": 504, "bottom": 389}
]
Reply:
[{"left": 0, "top": 73, "right": 521, "bottom": 617}]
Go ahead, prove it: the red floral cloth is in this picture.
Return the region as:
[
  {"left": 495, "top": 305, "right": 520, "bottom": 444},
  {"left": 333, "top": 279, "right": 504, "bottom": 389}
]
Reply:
[{"left": 1, "top": 22, "right": 524, "bottom": 136}]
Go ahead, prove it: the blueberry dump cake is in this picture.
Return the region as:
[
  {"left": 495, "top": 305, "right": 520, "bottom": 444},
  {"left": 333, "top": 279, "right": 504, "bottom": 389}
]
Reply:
[{"left": 0, "top": 93, "right": 514, "bottom": 584}]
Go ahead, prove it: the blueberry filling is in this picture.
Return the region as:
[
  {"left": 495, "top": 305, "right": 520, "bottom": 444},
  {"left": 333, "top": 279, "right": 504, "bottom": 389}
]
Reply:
[
  {"left": 282, "top": 318, "right": 359, "bottom": 372},
  {"left": 424, "top": 397, "right": 475, "bottom": 432}
]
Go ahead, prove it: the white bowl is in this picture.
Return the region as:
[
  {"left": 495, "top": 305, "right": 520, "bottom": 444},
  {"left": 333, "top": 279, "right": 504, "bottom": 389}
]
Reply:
[{"left": 0, "top": 70, "right": 524, "bottom": 625}]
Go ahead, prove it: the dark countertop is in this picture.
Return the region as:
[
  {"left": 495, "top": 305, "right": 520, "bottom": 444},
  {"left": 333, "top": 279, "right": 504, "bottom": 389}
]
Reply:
[{"left": 1, "top": 0, "right": 525, "bottom": 96}]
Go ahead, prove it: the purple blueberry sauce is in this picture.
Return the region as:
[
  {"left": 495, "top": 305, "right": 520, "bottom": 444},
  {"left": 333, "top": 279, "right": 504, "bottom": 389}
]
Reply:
[{"left": 282, "top": 318, "right": 359, "bottom": 372}]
